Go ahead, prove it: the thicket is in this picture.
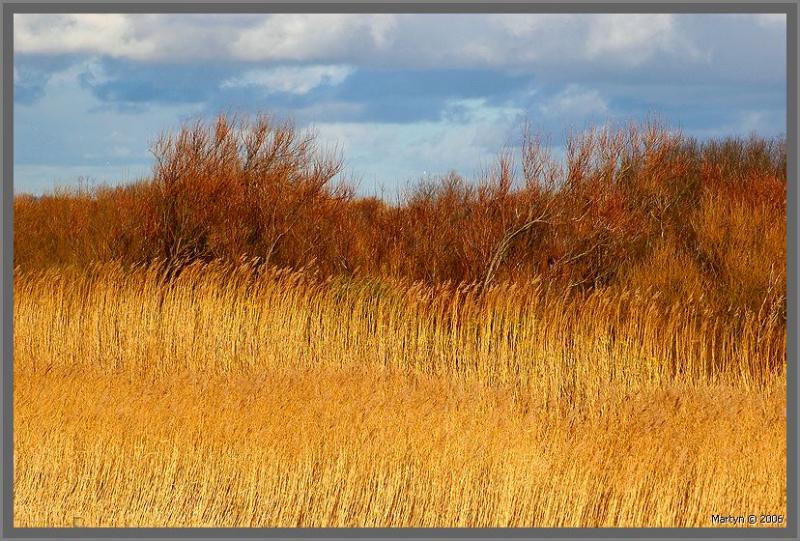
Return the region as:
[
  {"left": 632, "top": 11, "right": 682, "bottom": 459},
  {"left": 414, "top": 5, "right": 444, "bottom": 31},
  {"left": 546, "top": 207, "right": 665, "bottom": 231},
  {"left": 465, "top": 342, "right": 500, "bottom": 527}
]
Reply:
[{"left": 13, "top": 114, "right": 786, "bottom": 315}]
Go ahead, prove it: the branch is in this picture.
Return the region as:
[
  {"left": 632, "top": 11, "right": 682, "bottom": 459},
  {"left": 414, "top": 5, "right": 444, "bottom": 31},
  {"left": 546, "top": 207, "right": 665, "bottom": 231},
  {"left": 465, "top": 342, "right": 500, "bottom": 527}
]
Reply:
[{"left": 481, "top": 197, "right": 556, "bottom": 292}]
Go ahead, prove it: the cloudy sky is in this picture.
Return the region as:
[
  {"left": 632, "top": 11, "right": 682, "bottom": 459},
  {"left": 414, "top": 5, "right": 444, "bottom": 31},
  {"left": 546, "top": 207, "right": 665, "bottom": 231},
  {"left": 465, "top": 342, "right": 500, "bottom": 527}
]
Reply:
[{"left": 14, "top": 13, "right": 786, "bottom": 196}]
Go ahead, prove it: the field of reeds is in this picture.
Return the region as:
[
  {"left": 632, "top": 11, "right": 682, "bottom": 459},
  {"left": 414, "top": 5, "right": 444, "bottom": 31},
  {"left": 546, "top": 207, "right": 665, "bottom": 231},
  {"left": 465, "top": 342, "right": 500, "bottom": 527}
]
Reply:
[{"left": 13, "top": 115, "right": 787, "bottom": 527}]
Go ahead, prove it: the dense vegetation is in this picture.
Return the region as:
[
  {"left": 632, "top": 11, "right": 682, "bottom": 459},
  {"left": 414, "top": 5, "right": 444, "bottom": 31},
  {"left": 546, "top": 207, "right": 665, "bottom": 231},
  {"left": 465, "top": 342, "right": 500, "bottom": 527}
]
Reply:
[
  {"left": 13, "top": 114, "right": 787, "bottom": 527},
  {"left": 14, "top": 114, "right": 786, "bottom": 315}
]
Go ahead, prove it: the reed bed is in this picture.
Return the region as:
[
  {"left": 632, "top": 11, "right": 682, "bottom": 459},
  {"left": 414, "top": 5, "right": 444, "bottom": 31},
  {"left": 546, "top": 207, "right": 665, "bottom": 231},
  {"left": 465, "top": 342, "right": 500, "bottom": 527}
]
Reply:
[
  {"left": 15, "top": 366, "right": 785, "bottom": 527},
  {"left": 15, "top": 261, "right": 785, "bottom": 387},
  {"left": 13, "top": 262, "right": 786, "bottom": 527}
]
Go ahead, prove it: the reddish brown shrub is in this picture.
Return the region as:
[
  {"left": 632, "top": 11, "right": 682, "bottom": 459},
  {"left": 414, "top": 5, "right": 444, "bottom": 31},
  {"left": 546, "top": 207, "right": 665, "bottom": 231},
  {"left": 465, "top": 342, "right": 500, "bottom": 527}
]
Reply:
[{"left": 13, "top": 114, "right": 786, "bottom": 315}]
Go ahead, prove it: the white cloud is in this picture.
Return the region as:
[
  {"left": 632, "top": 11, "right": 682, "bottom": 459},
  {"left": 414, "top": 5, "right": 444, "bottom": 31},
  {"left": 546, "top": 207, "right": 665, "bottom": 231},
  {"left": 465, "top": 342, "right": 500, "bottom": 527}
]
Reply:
[
  {"left": 539, "top": 85, "right": 609, "bottom": 118},
  {"left": 14, "top": 14, "right": 157, "bottom": 59},
  {"left": 586, "top": 15, "right": 677, "bottom": 65},
  {"left": 312, "top": 98, "right": 525, "bottom": 196},
  {"left": 490, "top": 14, "right": 704, "bottom": 68},
  {"left": 10, "top": 14, "right": 782, "bottom": 86},
  {"left": 12, "top": 13, "right": 709, "bottom": 69},
  {"left": 221, "top": 65, "right": 354, "bottom": 95},
  {"left": 13, "top": 14, "right": 400, "bottom": 64},
  {"left": 231, "top": 14, "right": 397, "bottom": 62}
]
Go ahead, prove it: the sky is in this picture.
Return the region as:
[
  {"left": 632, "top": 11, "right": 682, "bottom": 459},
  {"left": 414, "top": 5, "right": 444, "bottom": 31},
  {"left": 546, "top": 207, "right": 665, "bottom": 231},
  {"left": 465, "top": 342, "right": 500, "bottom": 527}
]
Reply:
[{"left": 13, "top": 13, "right": 787, "bottom": 196}]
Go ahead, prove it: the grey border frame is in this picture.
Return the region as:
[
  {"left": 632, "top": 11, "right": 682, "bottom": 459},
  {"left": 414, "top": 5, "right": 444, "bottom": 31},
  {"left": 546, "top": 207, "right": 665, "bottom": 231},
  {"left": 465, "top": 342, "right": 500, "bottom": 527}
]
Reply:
[{"left": 1, "top": 1, "right": 797, "bottom": 540}]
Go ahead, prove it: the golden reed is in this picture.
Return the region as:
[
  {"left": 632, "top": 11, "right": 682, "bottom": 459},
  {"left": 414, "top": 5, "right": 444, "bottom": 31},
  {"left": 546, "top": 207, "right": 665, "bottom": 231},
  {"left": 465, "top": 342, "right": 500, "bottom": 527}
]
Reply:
[{"left": 14, "top": 262, "right": 786, "bottom": 527}]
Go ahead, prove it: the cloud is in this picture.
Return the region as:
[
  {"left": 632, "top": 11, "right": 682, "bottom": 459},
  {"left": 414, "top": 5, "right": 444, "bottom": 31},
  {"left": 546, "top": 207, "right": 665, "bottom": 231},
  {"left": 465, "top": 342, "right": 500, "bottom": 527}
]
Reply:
[
  {"left": 12, "top": 14, "right": 787, "bottom": 195},
  {"left": 13, "top": 14, "right": 785, "bottom": 90},
  {"left": 14, "top": 54, "right": 82, "bottom": 104},
  {"left": 486, "top": 14, "right": 707, "bottom": 71},
  {"left": 76, "top": 57, "right": 240, "bottom": 108},
  {"left": 14, "top": 14, "right": 398, "bottom": 64},
  {"left": 69, "top": 56, "right": 532, "bottom": 124},
  {"left": 14, "top": 59, "right": 204, "bottom": 169},
  {"left": 221, "top": 65, "right": 354, "bottom": 95},
  {"left": 311, "top": 98, "right": 525, "bottom": 196},
  {"left": 584, "top": 15, "right": 699, "bottom": 65},
  {"left": 538, "top": 85, "right": 609, "bottom": 118},
  {"left": 10, "top": 14, "right": 731, "bottom": 72},
  {"left": 231, "top": 15, "right": 397, "bottom": 62},
  {"left": 14, "top": 14, "right": 157, "bottom": 59}
]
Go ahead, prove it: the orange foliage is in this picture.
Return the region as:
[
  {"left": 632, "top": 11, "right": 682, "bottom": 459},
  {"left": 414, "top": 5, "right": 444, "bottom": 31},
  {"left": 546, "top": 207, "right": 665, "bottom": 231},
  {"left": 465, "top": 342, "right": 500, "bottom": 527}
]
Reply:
[{"left": 14, "top": 114, "right": 786, "bottom": 314}]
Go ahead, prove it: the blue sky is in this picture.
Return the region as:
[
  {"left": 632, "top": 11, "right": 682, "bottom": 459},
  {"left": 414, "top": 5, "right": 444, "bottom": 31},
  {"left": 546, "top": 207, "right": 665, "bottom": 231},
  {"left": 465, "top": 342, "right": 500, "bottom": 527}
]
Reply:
[{"left": 13, "top": 13, "right": 786, "bottom": 196}]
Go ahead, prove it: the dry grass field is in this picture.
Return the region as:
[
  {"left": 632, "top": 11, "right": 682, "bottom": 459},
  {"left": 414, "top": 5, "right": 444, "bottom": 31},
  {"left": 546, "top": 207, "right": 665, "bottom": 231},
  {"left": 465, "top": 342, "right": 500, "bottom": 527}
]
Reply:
[
  {"left": 13, "top": 262, "right": 786, "bottom": 527},
  {"left": 13, "top": 117, "right": 787, "bottom": 527}
]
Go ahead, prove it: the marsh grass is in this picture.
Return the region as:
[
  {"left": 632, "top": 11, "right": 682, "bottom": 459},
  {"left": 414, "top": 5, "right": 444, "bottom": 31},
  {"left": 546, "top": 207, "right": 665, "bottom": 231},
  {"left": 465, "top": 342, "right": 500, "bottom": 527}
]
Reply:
[{"left": 13, "top": 262, "right": 786, "bottom": 527}]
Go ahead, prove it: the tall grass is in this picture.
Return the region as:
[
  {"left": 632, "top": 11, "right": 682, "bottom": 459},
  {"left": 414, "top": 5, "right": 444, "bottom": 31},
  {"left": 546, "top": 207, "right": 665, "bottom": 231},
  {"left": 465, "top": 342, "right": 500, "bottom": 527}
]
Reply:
[
  {"left": 14, "top": 263, "right": 786, "bottom": 527},
  {"left": 15, "top": 368, "right": 786, "bottom": 527},
  {"left": 14, "top": 261, "right": 785, "bottom": 393}
]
